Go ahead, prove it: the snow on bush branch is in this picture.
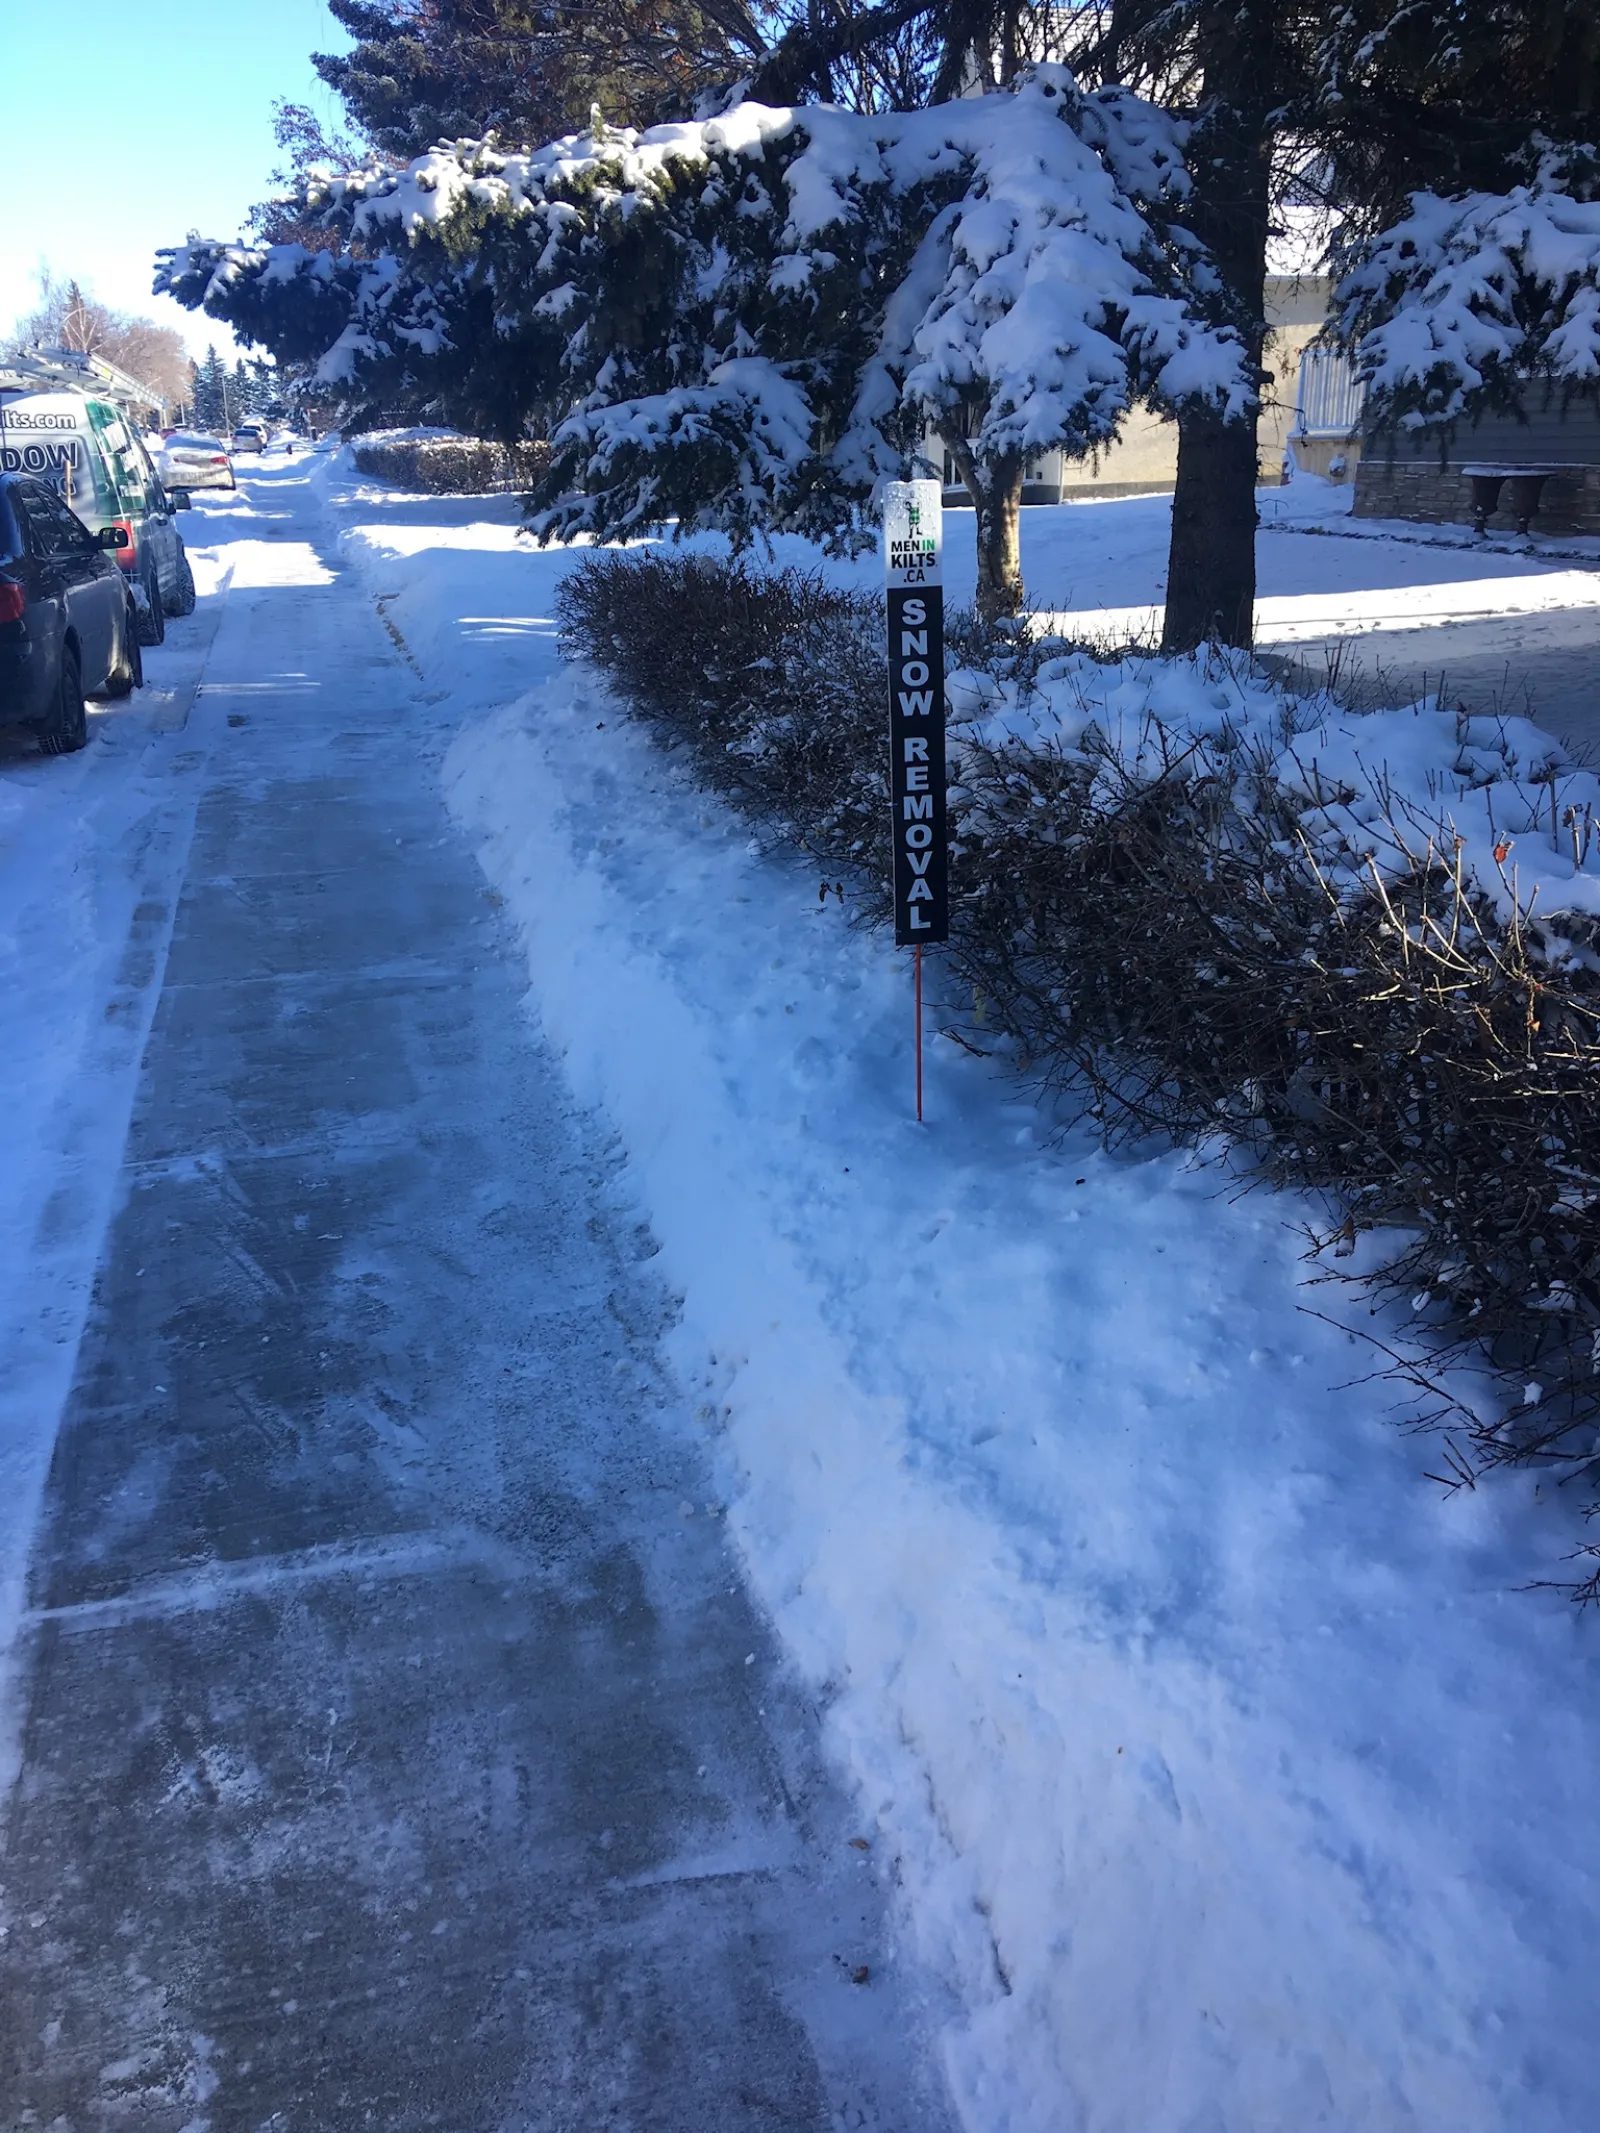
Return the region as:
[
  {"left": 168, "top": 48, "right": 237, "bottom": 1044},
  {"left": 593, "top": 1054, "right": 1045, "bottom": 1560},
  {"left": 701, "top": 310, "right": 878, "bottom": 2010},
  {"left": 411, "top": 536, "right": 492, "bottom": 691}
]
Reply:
[
  {"left": 158, "top": 68, "right": 1252, "bottom": 545},
  {"left": 1339, "top": 145, "right": 1600, "bottom": 427}
]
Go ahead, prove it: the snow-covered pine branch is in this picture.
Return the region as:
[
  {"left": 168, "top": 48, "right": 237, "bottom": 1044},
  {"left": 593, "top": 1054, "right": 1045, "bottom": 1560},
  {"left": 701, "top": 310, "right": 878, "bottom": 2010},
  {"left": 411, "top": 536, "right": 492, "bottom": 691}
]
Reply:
[
  {"left": 1337, "top": 144, "right": 1600, "bottom": 428},
  {"left": 158, "top": 67, "right": 1253, "bottom": 612}
]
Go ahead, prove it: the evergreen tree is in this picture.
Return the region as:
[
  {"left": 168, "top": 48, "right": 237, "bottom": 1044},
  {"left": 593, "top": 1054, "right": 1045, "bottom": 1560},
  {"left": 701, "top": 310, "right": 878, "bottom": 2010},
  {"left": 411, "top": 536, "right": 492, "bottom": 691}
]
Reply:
[
  {"left": 751, "top": 0, "right": 1600, "bottom": 645},
  {"left": 249, "top": 100, "right": 366, "bottom": 247},
  {"left": 1054, "top": 1, "right": 1317, "bottom": 651},
  {"left": 170, "top": 0, "right": 1595, "bottom": 640},
  {"left": 1320, "top": 1, "right": 1600, "bottom": 433},
  {"left": 231, "top": 356, "right": 276, "bottom": 418},
  {"left": 314, "top": 0, "right": 766, "bottom": 157},
  {"left": 191, "top": 346, "right": 230, "bottom": 431},
  {"left": 739, "top": 0, "right": 1336, "bottom": 645},
  {"left": 1317, "top": 0, "right": 1600, "bottom": 227},
  {"left": 158, "top": 72, "right": 1249, "bottom": 613}
]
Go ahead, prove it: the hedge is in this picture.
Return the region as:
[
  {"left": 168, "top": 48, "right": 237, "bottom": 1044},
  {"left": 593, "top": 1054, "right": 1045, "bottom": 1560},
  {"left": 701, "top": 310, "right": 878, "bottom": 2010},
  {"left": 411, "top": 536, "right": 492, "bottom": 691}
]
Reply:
[
  {"left": 559, "top": 549, "right": 1600, "bottom": 1593},
  {"left": 350, "top": 436, "right": 551, "bottom": 495}
]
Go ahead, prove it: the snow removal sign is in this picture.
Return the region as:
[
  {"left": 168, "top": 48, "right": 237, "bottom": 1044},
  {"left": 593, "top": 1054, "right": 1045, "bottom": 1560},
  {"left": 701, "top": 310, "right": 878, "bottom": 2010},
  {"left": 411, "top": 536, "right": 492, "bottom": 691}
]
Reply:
[{"left": 884, "top": 481, "right": 947, "bottom": 945}]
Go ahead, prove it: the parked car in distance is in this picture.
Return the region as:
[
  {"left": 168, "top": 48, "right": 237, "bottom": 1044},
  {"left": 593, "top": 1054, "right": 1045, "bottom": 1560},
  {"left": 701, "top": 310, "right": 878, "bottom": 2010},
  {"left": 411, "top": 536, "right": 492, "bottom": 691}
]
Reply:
[
  {"left": 0, "top": 389, "right": 196, "bottom": 646},
  {"left": 0, "top": 473, "right": 142, "bottom": 754},
  {"left": 157, "top": 431, "right": 236, "bottom": 494},
  {"left": 231, "top": 422, "right": 268, "bottom": 454}
]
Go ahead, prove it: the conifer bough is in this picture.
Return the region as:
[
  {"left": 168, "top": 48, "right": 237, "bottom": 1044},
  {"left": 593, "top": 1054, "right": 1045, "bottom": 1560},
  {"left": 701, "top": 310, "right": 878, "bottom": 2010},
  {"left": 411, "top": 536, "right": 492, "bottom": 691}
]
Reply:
[{"left": 158, "top": 67, "right": 1253, "bottom": 617}]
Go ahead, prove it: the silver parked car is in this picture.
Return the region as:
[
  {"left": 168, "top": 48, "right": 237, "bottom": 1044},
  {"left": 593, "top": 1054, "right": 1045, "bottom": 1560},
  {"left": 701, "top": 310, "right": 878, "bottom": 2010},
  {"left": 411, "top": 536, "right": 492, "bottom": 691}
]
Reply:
[{"left": 156, "top": 431, "right": 236, "bottom": 492}]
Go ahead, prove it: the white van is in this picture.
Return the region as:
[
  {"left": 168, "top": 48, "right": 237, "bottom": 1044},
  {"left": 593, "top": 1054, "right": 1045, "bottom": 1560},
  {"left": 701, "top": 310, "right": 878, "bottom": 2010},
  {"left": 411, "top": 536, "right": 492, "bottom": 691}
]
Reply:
[{"left": 0, "top": 389, "right": 195, "bottom": 642}]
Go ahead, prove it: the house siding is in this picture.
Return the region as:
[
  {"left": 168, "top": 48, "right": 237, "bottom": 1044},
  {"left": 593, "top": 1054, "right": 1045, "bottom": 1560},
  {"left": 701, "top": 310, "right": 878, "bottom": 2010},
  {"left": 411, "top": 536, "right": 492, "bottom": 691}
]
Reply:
[{"left": 934, "top": 274, "right": 1329, "bottom": 505}]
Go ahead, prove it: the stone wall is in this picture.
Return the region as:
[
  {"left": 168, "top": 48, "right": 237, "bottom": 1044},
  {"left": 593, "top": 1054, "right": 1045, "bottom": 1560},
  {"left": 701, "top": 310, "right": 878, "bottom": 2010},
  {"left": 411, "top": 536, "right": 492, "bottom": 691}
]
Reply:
[
  {"left": 1354, "top": 391, "right": 1600, "bottom": 534},
  {"left": 1354, "top": 454, "right": 1600, "bottom": 535}
]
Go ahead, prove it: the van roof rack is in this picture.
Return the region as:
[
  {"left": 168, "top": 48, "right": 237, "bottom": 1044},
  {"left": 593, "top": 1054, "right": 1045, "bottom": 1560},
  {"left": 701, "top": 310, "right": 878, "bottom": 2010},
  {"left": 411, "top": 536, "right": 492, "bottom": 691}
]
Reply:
[{"left": 0, "top": 345, "right": 170, "bottom": 418}]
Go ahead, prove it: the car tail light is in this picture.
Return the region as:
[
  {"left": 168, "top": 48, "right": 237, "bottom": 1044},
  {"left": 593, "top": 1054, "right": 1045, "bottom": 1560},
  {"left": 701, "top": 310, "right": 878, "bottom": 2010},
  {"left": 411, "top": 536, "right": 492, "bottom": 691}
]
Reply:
[
  {"left": 110, "top": 516, "right": 137, "bottom": 568},
  {"left": 210, "top": 456, "right": 227, "bottom": 466},
  {"left": 0, "top": 577, "right": 24, "bottom": 625}
]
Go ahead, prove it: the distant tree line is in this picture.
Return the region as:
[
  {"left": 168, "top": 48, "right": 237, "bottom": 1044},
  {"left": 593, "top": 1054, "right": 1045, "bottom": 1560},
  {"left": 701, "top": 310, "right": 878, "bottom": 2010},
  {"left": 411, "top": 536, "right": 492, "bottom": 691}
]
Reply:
[
  {"left": 4, "top": 270, "right": 192, "bottom": 414},
  {"left": 188, "top": 348, "right": 282, "bottom": 433}
]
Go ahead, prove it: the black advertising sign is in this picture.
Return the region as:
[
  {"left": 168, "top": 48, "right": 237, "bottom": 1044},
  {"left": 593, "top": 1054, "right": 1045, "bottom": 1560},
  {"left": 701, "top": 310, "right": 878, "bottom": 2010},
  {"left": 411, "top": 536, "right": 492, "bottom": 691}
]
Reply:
[{"left": 884, "top": 480, "right": 948, "bottom": 946}]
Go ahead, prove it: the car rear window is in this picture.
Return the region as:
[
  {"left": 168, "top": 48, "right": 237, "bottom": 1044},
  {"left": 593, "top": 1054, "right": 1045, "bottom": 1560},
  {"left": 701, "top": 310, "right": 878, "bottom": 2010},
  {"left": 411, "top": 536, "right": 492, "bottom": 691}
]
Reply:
[{"left": 0, "top": 484, "right": 21, "bottom": 566}]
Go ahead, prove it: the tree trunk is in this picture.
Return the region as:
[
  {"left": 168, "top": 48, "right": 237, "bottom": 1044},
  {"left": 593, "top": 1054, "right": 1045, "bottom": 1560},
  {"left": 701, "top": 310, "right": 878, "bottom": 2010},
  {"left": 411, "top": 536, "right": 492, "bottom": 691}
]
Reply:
[
  {"left": 943, "top": 430, "right": 1024, "bottom": 621},
  {"left": 1158, "top": 15, "right": 1274, "bottom": 655},
  {"left": 1162, "top": 408, "right": 1261, "bottom": 650},
  {"left": 948, "top": 440, "right": 1024, "bottom": 622},
  {"left": 974, "top": 463, "right": 1024, "bottom": 622}
]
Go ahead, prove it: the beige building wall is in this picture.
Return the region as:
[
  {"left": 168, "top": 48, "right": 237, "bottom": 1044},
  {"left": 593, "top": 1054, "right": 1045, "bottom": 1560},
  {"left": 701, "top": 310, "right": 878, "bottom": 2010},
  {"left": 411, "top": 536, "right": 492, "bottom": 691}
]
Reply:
[{"left": 936, "top": 276, "right": 1346, "bottom": 502}]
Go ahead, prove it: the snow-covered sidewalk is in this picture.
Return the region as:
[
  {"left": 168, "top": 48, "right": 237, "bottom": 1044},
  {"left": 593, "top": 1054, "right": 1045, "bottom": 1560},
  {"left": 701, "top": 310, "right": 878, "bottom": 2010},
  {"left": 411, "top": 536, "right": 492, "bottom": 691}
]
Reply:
[
  {"left": 1, "top": 463, "right": 961, "bottom": 2130},
  {"left": 322, "top": 462, "right": 1600, "bottom": 2132},
  {"left": 0, "top": 529, "right": 235, "bottom": 1786}
]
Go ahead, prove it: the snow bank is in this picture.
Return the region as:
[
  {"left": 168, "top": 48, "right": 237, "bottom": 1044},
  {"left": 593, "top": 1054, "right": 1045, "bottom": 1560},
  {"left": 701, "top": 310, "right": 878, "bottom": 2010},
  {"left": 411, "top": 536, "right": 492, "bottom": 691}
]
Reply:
[
  {"left": 440, "top": 668, "right": 1600, "bottom": 2133},
  {"left": 953, "top": 643, "right": 1600, "bottom": 936}
]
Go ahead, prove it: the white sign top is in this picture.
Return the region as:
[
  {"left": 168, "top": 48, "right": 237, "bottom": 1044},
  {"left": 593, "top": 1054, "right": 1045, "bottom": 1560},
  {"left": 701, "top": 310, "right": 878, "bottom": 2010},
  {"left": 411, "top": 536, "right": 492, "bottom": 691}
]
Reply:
[{"left": 883, "top": 479, "right": 943, "bottom": 590}]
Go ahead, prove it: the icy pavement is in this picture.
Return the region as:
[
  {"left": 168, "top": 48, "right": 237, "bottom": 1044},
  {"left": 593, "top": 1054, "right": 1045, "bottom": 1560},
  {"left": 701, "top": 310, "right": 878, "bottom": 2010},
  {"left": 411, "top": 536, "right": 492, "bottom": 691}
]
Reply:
[
  {"left": 0, "top": 544, "right": 232, "bottom": 1778},
  {"left": 0, "top": 471, "right": 956, "bottom": 2129}
]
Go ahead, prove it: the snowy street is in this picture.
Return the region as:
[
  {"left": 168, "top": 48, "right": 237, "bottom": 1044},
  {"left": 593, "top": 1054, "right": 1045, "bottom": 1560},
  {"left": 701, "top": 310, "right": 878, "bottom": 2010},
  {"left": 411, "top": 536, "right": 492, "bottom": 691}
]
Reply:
[
  {"left": 5, "top": 454, "right": 1600, "bottom": 2132},
  {"left": 0, "top": 465, "right": 954, "bottom": 2130}
]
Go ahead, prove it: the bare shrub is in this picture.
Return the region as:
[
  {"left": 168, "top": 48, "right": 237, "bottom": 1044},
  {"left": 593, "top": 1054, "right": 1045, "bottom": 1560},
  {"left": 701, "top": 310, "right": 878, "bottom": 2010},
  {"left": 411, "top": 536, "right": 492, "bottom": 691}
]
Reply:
[{"left": 560, "top": 549, "right": 1600, "bottom": 1587}]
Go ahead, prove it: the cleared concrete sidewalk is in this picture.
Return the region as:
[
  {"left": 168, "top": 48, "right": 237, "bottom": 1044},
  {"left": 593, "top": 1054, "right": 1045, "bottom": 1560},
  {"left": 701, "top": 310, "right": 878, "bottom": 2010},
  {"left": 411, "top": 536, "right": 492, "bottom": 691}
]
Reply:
[{"left": 0, "top": 494, "right": 953, "bottom": 2130}]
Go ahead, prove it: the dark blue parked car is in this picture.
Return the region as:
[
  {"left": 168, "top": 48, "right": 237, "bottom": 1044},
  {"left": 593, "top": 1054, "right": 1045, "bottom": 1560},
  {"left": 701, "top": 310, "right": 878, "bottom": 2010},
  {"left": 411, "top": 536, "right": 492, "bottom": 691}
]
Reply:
[{"left": 0, "top": 472, "right": 141, "bottom": 754}]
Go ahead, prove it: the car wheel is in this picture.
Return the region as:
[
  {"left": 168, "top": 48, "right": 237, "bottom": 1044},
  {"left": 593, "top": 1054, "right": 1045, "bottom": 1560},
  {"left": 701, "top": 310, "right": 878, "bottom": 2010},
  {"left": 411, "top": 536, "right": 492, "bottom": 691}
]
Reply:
[
  {"left": 103, "top": 606, "right": 144, "bottom": 698},
  {"left": 170, "top": 549, "right": 197, "bottom": 617},
  {"left": 136, "top": 574, "right": 166, "bottom": 647},
  {"left": 35, "top": 642, "right": 89, "bottom": 755}
]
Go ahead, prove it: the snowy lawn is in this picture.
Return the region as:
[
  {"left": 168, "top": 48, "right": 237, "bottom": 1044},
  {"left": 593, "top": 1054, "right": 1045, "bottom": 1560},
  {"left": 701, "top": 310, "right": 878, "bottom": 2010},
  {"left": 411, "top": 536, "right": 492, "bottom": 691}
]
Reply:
[
  {"left": 334, "top": 461, "right": 1600, "bottom": 742},
  {"left": 314, "top": 455, "right": 1600, "bottom": 2132}
]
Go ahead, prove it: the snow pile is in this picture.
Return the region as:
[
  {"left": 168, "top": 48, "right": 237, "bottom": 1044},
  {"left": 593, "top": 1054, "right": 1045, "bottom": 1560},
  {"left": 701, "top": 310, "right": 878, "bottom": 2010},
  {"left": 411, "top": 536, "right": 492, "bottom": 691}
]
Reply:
[
  {"left": 1339, "top": 149, "right": 1600, "bottom": 423},
  {"left": 342, "top": 423, "right": 465, "bottom": 445},
  {"left": 443, "top": 666, "right": 1600, "bottom": 2133},
  {"left": 953, "top": 644, "right": 1600, "bottom": 936}
]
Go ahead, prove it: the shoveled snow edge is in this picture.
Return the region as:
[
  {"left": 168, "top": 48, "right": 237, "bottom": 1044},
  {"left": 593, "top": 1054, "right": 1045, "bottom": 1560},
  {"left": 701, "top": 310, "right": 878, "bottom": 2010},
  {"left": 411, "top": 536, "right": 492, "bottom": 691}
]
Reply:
[{"left": 441, "top": 674, "right": 1521, "bottom": 2133}]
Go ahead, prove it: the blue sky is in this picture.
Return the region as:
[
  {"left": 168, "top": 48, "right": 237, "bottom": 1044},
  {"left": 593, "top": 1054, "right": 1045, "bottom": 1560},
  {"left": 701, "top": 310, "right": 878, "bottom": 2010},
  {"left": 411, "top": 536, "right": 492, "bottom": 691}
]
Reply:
[{"left": 2, "top": 0, "right": 353, "bottom": 361}]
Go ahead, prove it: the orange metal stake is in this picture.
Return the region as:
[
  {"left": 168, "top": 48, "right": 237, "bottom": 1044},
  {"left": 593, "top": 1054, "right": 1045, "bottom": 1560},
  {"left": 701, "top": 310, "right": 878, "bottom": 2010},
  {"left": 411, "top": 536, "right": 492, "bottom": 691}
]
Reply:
[{"left": 914, "top": 943, "right": 924, "bottom": 1123}]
